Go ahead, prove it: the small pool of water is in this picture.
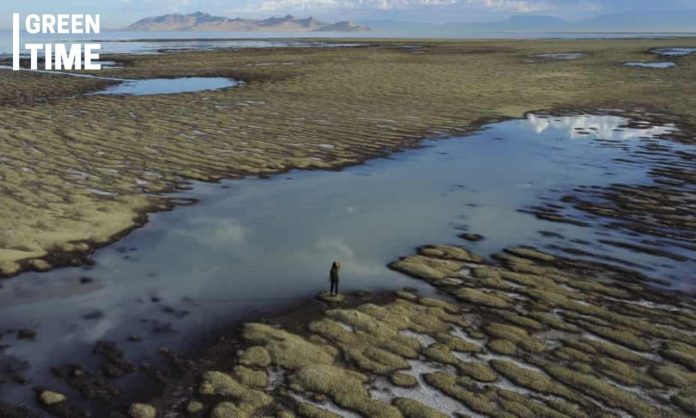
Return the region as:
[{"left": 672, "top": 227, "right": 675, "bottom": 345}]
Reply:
[
  {"left": 530, "top": 52, "right": 585, "bottom": 60},
  {"left": 90, "top": 77, "right": 238, "bottom": 96},
  {"left": 652, "top": 47, "right": 696, "bottom": 57},
  {"left": 0, "top": 113, "right": 694, "bottom": 409},
  {"left": 625, "top": 61, "right": 676, "bottom": 69}
]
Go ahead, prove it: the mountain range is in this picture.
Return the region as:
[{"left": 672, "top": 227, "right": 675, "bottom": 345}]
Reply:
[{"left": 128, "top": 12, "right": 370, "bottom": 32}]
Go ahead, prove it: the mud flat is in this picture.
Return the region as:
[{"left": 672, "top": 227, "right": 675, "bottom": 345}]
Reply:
[{"left": 1, "top": 37, "right": 696, "bottom": 276}]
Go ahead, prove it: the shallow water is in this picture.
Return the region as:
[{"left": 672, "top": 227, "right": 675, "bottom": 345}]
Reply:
[
  {"left": 652, "top": 47, "right": 696, "bottom": 57},
  {"left": 0, "top": 31, "right": 365, "bottom": 57},
  {"left": 530, "top": 53, "right": 584, "bottom": 60},
  {"left": 89, "top": 77, "right": 238, "bottom": 95},
  {"left": 625, "top": 61, "right": 676, "bottom": 68},
  {"left": 0, "top": 113, "right": 694, "bottom": 408}
]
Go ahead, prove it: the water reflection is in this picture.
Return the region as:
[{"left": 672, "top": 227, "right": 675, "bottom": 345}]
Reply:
[
  {"left": 652, "top": 47, "right": 696, "bottom": 57},
  {"left": 625, "top": 61, "right": 676, "bottom": 69},
  {"left": 90, "top": 77, "right": 238, "bottom": 96}
]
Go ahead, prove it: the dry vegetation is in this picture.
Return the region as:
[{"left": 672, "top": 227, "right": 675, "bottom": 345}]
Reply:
[{"left": 1, "top": 38, "right": 696, "bottom": 275}]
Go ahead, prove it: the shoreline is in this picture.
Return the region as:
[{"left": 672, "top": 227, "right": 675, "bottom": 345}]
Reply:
[{"left": 2, "top": 105, "right": 692, "bottom": 284}]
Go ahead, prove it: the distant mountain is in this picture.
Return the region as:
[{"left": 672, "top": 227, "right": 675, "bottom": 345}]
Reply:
[{"left": 128, "top": 12, "right": 370, "bottom": 32}]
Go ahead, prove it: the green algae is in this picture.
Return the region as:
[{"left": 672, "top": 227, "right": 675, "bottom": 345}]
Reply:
[
  {"left": 291, "top": 364, "right": 401, "bottom": 418},
  {"left": 393, "top": 398, "right": 448, "bottom": 418},
  {"left": 390, "top": 372, "right": 418, "bottom": 388}
]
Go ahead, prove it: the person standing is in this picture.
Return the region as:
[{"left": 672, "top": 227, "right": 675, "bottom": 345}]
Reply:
[{"left": 329, "top": 261, "right": 341, "bottom": 296}]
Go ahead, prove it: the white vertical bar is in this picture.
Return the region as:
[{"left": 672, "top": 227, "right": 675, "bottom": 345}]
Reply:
[{"left": 12, "top": 13, "right": 20, "bottom": 70}]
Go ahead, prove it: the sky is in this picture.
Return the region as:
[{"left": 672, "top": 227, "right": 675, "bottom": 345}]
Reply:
[{"left": 1, "top": 0, "right": 696, "bottom": 28}]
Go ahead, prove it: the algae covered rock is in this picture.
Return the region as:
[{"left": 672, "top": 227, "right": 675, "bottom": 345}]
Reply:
[
  {"left": 389, "top": 255, "right": 462, "bottom": 282},
  {"left": 233, "top": 365, "right": 268, "bottom": 389},
  {"left": 242, "top": 323, "right": 335, "bottom": 369},
  {"left": 672, "top": 389, "right": 696, "bottom": 415},
  {"left": 393, "top": 398, "right": 448, "bottom": 418},
  {"left": 291, "top": 364, "right": 400, "bottom": 418},
  {"left": 128, "top": 403, "right": 156, "bottom": 418},
  {"left": 186, "top": 400, "right": 204, "bottom": 414},
  {"left": 238, "top": 346, "right": 271, "bottom": 368},
  {"left": 390, "top": 372, "right": 418, "bottom": 388},
  {"left": 199, "top": 371, "right": 272, "bottom": 414},
  {"left": 484, "top": 323, "right": 545, "bottom": 353},
  {"left": 454, "top": 288, "right": 511, "bottom": 308},
  {"left": 487, "top": 339, "right": 517, "bottom": 355},
  {"left": 38, "top": 390, "right": 66, "bottom": 406},
  {"left": 317, "top": 292, "right": 345, "bottom": 303},
  {"left": 296, "top": 403, "right": 341, "bottom": 418}
]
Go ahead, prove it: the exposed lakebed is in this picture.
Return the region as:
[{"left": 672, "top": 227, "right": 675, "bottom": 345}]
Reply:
[{"left": 0, "top": 113, "right": 694, "bottom": 409}]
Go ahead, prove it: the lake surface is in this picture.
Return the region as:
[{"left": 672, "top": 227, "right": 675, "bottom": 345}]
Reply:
[
  {"left": 3, "top": 30, "right": 696, "bottom": 57},
  {"left": 625, "top": 61, "right": 677, "bottom": 68},
  {"left": 90, "top": 77, "right": 238, "bottom": 95},
  {"left": 652, "top": 47, "right": 696, "bottom": 56},
  {"left": 0, "top": 113, "right": 694, "bottom": 408}
]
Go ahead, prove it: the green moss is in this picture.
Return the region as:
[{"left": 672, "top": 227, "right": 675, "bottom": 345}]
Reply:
[
  {"left": 458, "top": 362, "right": 498, "bottom": 383},
  {"left": 38, "top": 390, "right": 66, "bottom": 406},
  {"left": 390, "top": 372, "right": 418, "bottom": 388},
  {"left": 487, "top": 339, "right": 517, "bottom": 355},
  {"left": 661, "top": 341, "right": 696, "bottom": 371},
  {"left": 498, "top": 312, "right": 545, "bottom": 331},
  {"left": 595, "top": 357, "right": 663, "bottom": 389},
  {"left": 434, "top": 331, "right": 481, "bottom": 353},
  {"left": 296, "top": 403, "right": 342, "bottom": 418},
  {"left": 393, "top": 398, "right": 448, "bottom": 418},
  {"left": 671, "top": 390, "right": 696, "bottom": 415},
  {"left": 554, "top": 346, "right": 594, "bottom": 363},
  {"left": 233, "top": 366, "right": 268, "bottom": 389},
  {"left": 238, "top": 346, "right": 272, "bottom": 368},
  {"left": 423, "top": 372, "right": 495, "bottom": 414},
  {"left": 585, "top": 339, "right": 645, "bottom": 364},
  {"left": 210, "top": 402, "right": 244, "bottom": 418},
  {"left": 291, "top": 364, "right": 401, "bottom": 418},
  {"left": 484, "top": 323, "right": 545, "bottom": 353},
  {"left": 242, "top": 323, "right": 336, "bottom": 369},
  {"left": 423, "top": 344, "right": 459, "bottom": 367},
  {"left": 579, "top": 323, "right": 651, "bottom": 352},
  {"left": 496, "top": 390, "right": 571, "bottom": 418},
  {"left": 540, "top": 363, "right": 660, "bottom": 418},
  {"left": 505, "top": 247, "right": 555, "bottom": 262},
  {"left": 199, "top": 371, "right": 272, "bottom": 414},
  {"left": 418, "top": 245, "right": 481, "bottom": 263},
  {"left": 454, "top": 288, "right": 512, "bottom": 309},
  {"left": 528, "top": 312, "right": 580, "bottom": 333},
  {"left": 128, "top": 403, "right": 157, "bottom": 418},
  {"left": 389, "top": 255, "right": 463, "bottom": 283},
  {"left": 648, "top": 364, "right": 696, "bottom": 387},
  {"left": 489, "top": 360, "right": 576, "bottom": 401},
  {"left": 186, "top": 401, "right": 204, "bottom": 414}
]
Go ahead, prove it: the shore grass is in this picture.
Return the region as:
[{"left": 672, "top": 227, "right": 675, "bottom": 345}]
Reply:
[{"left": 1, "top": 38, "right": 696, "bottom": 275}]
